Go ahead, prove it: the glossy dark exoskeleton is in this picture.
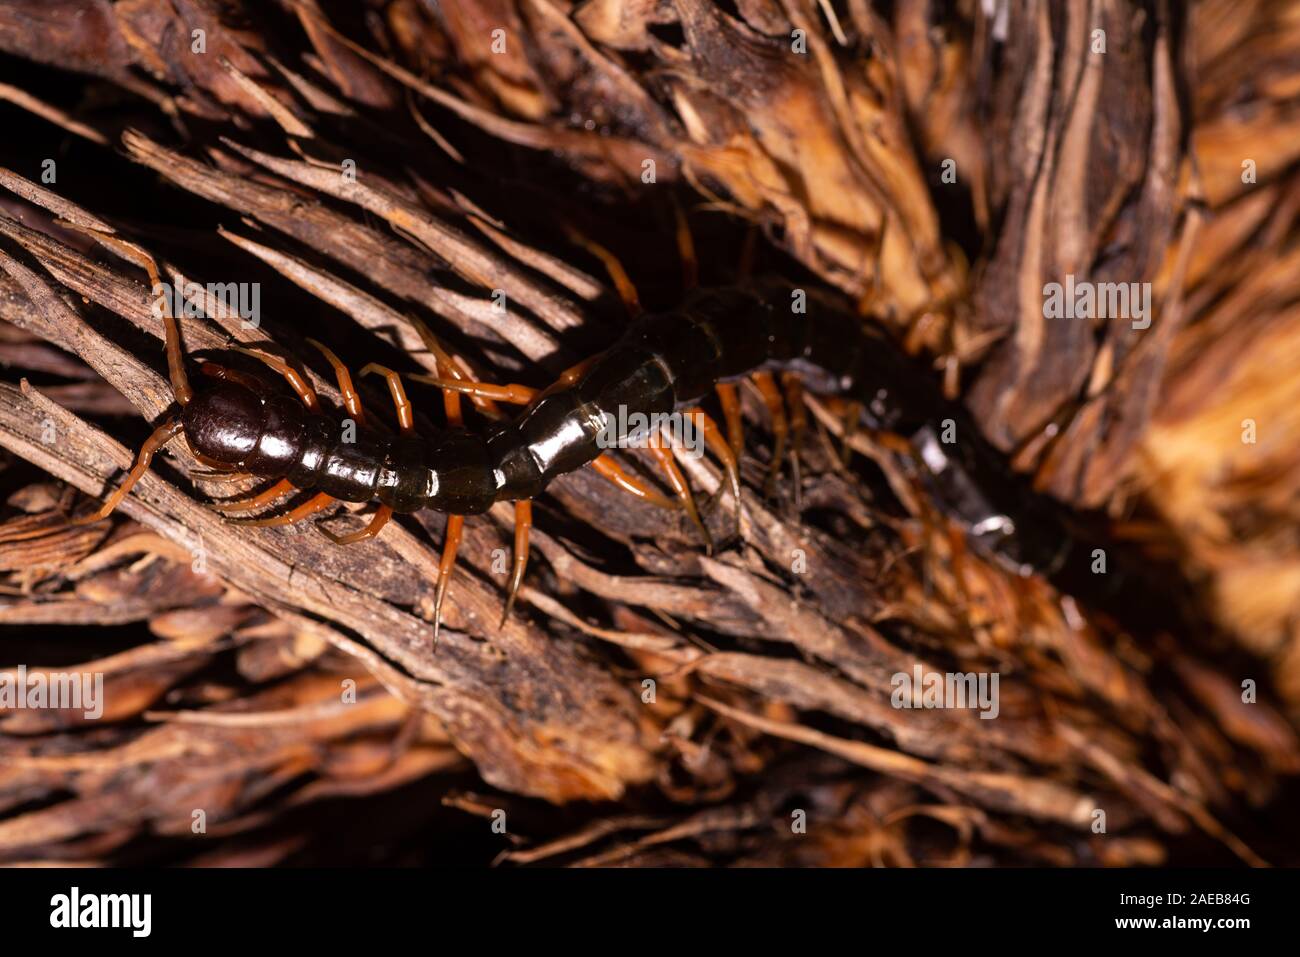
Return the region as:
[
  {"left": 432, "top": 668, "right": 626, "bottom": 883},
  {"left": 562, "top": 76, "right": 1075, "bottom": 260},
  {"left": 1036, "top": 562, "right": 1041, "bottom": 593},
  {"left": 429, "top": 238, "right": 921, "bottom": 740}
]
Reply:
[{"left": 174, "top": 278, "right": 1176, "bottom": 624}]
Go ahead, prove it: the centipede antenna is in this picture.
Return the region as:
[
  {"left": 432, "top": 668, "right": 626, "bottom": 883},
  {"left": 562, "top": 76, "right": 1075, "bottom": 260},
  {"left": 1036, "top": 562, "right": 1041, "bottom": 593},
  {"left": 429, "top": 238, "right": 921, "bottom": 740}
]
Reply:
[
  {"left": 500, "top": 500, "right": 532, "bottom": 628},
  {"left": 60, "top": 222, "right": 194, "bottom": 407}
]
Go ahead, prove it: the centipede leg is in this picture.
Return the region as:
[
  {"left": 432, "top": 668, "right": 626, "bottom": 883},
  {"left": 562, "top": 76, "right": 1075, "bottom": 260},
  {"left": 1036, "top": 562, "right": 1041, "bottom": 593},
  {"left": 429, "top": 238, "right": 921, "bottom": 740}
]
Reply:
[
  {"left": 360, "top": 364, "right": 414, "bottom": 433},
  {"left": 672, "top": 196, "right": 698, "bottom": 291},
  {"left": 686, "top": 406, "right": 742, "bottom": 540},
  {"left": 430, "top": 368, "right": 469, "bottom": 646},
  {"left": 751, "top": 372, "right": 788, "bottom": 500},
  {"left": 407, "top": 374, "right": 537, "bottom": 406},
  {"left": 232, "top": 346, "right": 320, "bottom": 411},
  {"left": 589, "top": 455, "right": 676, "bottom": 509},
  {"left": 414, "top": 357, "right": 597, "bottom": 409},
  {"left": 306, "top": 338, "right": 366, "bottom": 426},
  {"left": 563, "top": 224, "right": 641, "bottom": 316},
  {"left": 409, "top": 317, "right": 504, "bottom": 419},
  {"left": 230, "top": 491, "right": 336, "bottom": 527},
  {"left": 558, "top": 355, "right": 601, "bottom": 386},
  {"left": 198, "top": 362, "right": 267, "bottom": 394},
  {"left": 190, "top": 469, "right": 258, "bottom": 484},
  {"left": 500, "top": 500, "right": 532, "bottom": 628},
  {"left": 715, "top": 383, "right": 744, "bottom": 459},
  {"left": 433, "top": 513, "right": 464, "bottom": 646},
  {"left": 212, "top": 477, "right": 296, "bottom": 514},
  {"left": 648, "top": 444, "right": 713, "bottom": 554},
  {"left": 73, "top": 416, "right": 185, "bottom": 524},
  {"left": 320, "top": 505, "right": 393, "bottom": 545},
  {"left": 781, "top": 373, "right": 807, "bottom": 512}
]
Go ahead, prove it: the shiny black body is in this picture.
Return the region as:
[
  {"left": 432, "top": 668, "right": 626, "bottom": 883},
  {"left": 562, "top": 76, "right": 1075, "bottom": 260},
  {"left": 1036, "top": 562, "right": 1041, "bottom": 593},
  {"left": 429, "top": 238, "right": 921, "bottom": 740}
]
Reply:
[
  {"left": 185, "top": 281, "right": 879, "bottom": 516},
  {"left": 181, "top": 279, "right": 1177, "bottom": 618}
]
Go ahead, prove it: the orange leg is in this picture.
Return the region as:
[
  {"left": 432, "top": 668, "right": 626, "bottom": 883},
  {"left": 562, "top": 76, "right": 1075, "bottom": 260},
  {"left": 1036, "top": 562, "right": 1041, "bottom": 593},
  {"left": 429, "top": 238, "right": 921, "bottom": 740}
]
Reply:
[
  {"left": 715, "top": 383, "right": 744, "bottom": 459},
  {"left": 415, "top": 354, "right": 601, "bottom": 409},
  {"left": 320, "top": 504, "right": 393, "bottom": 545},
  {"left": 73, "top": 416, "right": 184, "bottom": 524},
  {"left": 781, "top": 372, "right": 807, "bottom": 511},
  {"left": 672, "top": 197, "right": 698, "bottom": 291},
  {"left": 408, "top": 374, "right": 537, "bottom": 406},
  {"left": 306, "top": 338, "right": 366, "bottom": 427},
  {"left": 531, "top": 352, "right": 604, "bottom": 404},
  {"left": 190, "top": 469, "right": 257, "bottom": 484},
  {"left": 440, "top": 373, "right": 464, "bottom": 425},
  {"left": 750, "top": 372, "right": 788, "bottom": 498},
  {"left": 408, "top": 317, "right": 503, "bottom": 419},
  {"left": 558, "top": 354, "right": 601, "bottom": 386},
  {"left": 648, "top": 444, "right": 712, "bottom": 554},
  {"left": 433, "top": 513, "right": 465, "bottom": 646},
  {"left": 360, "top": 364, "right": 414, "bottom": 433},
  {"left": 230, "top": 491, "right": 336, "bottom": 527},
  {"left": 213, "top": 477, "right": 296, "bottom": 514},
  {"left": 564, "top": 224, "right": 640, "bottom": 316},
  {"left": 232, "top": 346, "right": 320, "bottom": 411},
  {"left": 589, "top": 454, "right": 676, "bottom": 510},
  {"left": 432, "top": 370, "right": 469, "bottom": 647},
  {"left": 198, "top": 361, "right": 266, "bottom": 394},
  {"left": 687, "top": 406, "right": 742, "bottom": 539},
  {"left": 500, "top": 500, "right": 532, "bottom": 627}
]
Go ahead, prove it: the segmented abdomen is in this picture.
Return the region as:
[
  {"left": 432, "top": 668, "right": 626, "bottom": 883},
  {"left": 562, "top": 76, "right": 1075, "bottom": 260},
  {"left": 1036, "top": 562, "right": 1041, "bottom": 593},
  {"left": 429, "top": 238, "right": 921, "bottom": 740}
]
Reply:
[{"left": 482, "top": 280, "right": 917, "bottom": 505}]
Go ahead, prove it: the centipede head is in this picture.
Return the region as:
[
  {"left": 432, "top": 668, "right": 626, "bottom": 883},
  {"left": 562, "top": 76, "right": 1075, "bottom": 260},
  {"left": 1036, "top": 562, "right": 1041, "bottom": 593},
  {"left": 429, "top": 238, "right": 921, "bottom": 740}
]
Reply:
[{"left": 181, "top": 379, "right": 264, "bottom": 469}]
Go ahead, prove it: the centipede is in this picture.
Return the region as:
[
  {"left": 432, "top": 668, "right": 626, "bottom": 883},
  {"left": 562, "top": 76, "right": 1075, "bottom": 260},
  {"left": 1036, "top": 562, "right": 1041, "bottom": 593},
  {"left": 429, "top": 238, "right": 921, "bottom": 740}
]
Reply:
[{"left": 68, "top": 223, "right": 1177, "bottom": 644}]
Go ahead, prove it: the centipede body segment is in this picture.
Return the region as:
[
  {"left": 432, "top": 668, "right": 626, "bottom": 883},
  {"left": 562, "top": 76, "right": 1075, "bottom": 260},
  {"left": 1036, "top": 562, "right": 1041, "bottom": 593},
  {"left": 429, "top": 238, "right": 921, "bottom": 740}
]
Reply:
[{"left": 74, "top": 232, "right": 1151, "bottom": 642}]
